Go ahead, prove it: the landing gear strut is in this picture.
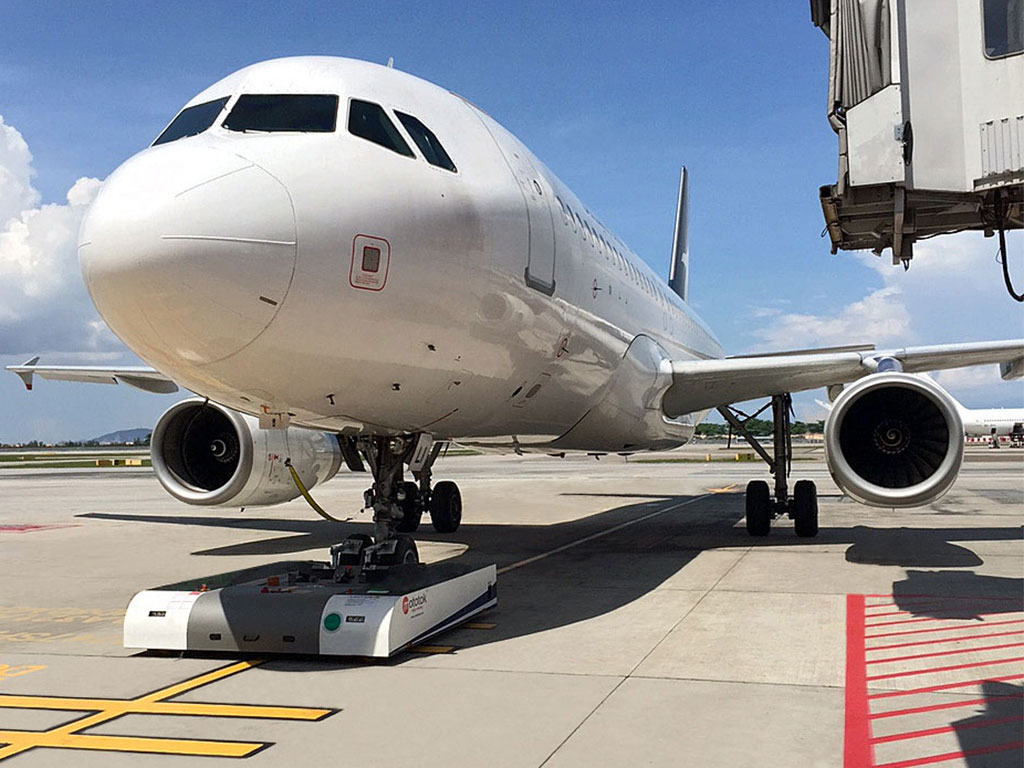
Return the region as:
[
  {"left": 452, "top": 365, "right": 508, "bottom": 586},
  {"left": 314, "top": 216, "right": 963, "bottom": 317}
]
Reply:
[
  {"left": 334, "top": 434, "right": 462, "bottom": 574},
  {"left": 717, "top": 393, "right": 819, "bottom": 538}
]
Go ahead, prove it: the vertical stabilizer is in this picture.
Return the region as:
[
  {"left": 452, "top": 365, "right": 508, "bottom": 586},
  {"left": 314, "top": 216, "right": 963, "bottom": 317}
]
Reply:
[{"left": 669, "top": 167, "right": 689, "bottom": 302}]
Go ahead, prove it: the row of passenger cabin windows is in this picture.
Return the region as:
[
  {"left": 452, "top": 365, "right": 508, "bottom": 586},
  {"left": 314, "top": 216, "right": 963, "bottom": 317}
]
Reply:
[
  {"left": 152, "top": 94, "right": 457, "bottom": 173},
  {"left": 554, "top": 194, "right": 678, "bottom": 312}
]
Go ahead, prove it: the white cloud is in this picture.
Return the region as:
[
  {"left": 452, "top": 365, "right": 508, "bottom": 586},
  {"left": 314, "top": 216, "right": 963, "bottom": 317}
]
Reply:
[
  {"left": 0, "top": 115, "right": 120, "bottom": 358},
  {"left": 750, "top": 232, "right": 1024, "bottom": 407},
  {"left": 0, "top": 115, "right": 40, "bottom": 226}
]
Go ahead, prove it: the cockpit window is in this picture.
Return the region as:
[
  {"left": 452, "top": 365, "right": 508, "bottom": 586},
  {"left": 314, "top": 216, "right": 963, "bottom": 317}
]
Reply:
[
  {"left": 394, "top": 111, "right": 457, "bottom": 172},
  {"left": 223, "top": 94, "right": 339, "bottom": 133},
  {"left": 348, "top": 99, "right": 414, "bottom": 157},
  {"left": 153, "top": 97, "right": 230, "bottom": 146}
]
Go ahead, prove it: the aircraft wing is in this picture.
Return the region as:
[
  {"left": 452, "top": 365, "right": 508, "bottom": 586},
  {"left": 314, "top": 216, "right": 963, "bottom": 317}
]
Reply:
[
  {"left": 663, "top": 340, "right": 1024, "bottom": 417},
  {"left": 6, "top": 357, "right": 179, "bottom": 394}
]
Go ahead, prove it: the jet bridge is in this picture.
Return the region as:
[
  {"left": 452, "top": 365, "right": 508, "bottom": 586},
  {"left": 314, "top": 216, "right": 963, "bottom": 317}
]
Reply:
[{"left": 810, "top": 0, "right": 1024, "bottom": 295}]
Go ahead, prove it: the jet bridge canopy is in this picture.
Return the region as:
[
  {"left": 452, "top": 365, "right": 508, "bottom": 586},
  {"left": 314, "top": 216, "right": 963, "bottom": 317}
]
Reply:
[{"left": 810, "top": 0, "right": 1023, "bottom": 275}]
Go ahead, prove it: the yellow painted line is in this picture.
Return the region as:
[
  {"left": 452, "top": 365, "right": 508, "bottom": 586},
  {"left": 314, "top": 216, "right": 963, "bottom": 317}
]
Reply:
[
  {"left": 410, "top": 645, "right": 455, "bottom": 654},
  {"left": 0, "top": 731, "right": 263, "bottom": 757},
  {"left": 0, "top": 665, "right": 45, "bottom": 680},
  {"left": 462, "top": 622, "right": 496, "bottom": 630},
  {"left": 704, "top": 483, "right": 738, "bottom": 494},
  {"left": 0, "top": 695, "right": 331, "bottom": 721}
]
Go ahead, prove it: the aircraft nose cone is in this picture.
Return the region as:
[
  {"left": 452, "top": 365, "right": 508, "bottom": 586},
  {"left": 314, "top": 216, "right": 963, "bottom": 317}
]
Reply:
[{"left": 79, "top": 145, "right": 296, "bottom": 366}]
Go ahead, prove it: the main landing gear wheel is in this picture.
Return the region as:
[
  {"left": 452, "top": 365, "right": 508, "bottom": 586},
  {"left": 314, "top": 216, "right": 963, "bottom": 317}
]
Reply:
[
  {"left": 792, "top": 479, "right": 819, "bottom": 538},
  {"left": 395, "top": 480, "right": 422, "bottom": 533},
  {"left": 745, "top": 480, "right": 772, "bottom": 537},
  {"left": 429, "top": 480, "right": 462, "bottom": 533}
]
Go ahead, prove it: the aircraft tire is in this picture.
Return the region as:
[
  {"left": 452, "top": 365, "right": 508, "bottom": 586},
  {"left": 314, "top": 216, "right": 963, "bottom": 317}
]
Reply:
[
  {"left": 336, "top": 533, "right": 374, "bottom": 566},
  {"left": 745, "top": 480, "right": 771, "bottom": 537},
  {"left": 395, "top": 481, "right": 422, "bottom": 533},
  {"left": 430, "top": 481, "right": 462, "bottom": 533},
  {"left": 390, "top": 534, "right": 419, "bottom": 565},
  {"left": 792, "top": 480, "right": 819, "bottom": 538}
]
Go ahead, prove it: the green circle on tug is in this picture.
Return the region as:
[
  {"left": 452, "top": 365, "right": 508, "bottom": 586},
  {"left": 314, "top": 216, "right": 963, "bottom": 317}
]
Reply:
[{"left": 323, "top": 612, "right": 341, "bottom": 631}]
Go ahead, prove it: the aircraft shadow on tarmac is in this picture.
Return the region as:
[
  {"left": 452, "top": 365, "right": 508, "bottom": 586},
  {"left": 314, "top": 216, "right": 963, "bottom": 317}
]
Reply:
[
  {"left": 951, "top": 680, "right": 1024, "bottom": 768},
  {"left": 79, "top": 496, "right": 1024, "bottom": 657}
]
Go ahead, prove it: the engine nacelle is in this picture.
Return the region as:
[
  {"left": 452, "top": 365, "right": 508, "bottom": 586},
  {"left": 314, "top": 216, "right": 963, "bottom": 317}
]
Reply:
[
  {"left": 825, "top": 373, "right": 964, "bottom": 508},
  {"left": 151, "top": 399, "right": 342, "bottom": 507}
]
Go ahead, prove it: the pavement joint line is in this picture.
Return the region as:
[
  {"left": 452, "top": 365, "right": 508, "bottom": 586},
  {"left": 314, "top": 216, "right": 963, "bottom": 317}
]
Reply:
[
  {"left": 496, "top": 495, "right": 711, "bottom": 575},
  {"left": 0, "top": 658, "right": 337, "bottom": 762},
  {"left": 538, "top": 526, "right": 751, "bottom": 768}
]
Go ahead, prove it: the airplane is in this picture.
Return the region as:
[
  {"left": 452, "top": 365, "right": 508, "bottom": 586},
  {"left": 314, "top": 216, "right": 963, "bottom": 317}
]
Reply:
[
  {"left": 952, "top": 398, "right": 1024, "bottom": 441},
  {"left": 8, "top": 56, "right": 1024, "bottom": 568},
  {"left": 816, "top": 390, "right": 1024, "bottom": 443}
]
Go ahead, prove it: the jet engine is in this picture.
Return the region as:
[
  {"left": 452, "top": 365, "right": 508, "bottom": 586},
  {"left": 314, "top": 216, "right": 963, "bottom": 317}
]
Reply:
[
  {"left": 151, "top": 398, "right": 342, "bottom": 507},
  {"left": 824, "top": 373, "right": 964, "bottom": 508}
]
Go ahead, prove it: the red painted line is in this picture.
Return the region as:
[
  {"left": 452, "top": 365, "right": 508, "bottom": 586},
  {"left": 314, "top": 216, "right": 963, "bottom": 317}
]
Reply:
[
  {"left": 866, "top": 596, "right": 1023, "bottom": 608},
  {"left": 866, "top": 655, "right": 1024, "bottom": 681},
  {"left": 865, "top": 594, "right": 1021, "bottom": 601},
  {"left": 870, "top": 695, "right": 1022, "bottom": 719},
  {"left": 875, "top": 740, "right": 1024, "bottom": 768},
  {"left": 866, "top": 641, "right": 1024, "bottom": 665},
  {"left": 868, "top": 629, "right": 1024, "bottom": 651},
  {"left": 866, "top": 612, "right": 1022, "bottom": 628},
  {"left": 871, "top": 714, "right": 1024, "bottom": 744},
  {"left": 867, "top": 606, "right": 1022, "bottom": 618},
  {"left": 866, "top": 619, "right": 1024, "bottom": 640},
  {"left": 844, "top": 594, "right": 873, "bottom": 768},
  {"left": 868, "top": 673, "right": 1024, "bottom": 700}
]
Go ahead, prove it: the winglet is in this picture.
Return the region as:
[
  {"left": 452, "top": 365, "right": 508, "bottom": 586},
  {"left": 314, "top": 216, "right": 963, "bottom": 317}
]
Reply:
[
  {"left": 668, "top": 167, "right": 689, "bottom": 302},
  {"left": 14, "top": 356, "right": 40, "bottom": 390}
]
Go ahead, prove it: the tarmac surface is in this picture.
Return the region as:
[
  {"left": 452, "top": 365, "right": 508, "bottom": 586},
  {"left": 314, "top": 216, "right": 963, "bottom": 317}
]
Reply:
[{"left": 0, "top": 445, "right": 1021, "bottom": 767}]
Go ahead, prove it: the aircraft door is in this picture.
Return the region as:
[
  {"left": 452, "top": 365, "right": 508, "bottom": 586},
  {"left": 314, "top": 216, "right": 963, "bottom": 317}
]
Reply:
[{"left": 503, "top": 148, "right": 557, "bottom": 295}]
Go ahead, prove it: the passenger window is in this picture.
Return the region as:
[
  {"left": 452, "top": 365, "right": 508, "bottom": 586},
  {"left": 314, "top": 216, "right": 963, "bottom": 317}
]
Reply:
[
  {"left": 983, "top": 0, "right": 1024, "bottom": 57},
  {"left": 153, "top": 97, "right": 230, "bottom": 145},
  {"left": 223, "top": 94, "right": 339, "bottom": 132},
  {"left": 348, "top": 100, "right": 414, "bottom": 157},
  {"left": 395, "top": 111, "right": 457, "bottom": 171}
]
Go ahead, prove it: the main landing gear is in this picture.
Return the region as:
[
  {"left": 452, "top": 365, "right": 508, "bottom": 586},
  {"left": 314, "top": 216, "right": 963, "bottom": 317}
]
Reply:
[
  {"left": 717, "top": 393, "right": 819, "bottom": 538},
  {"left": 333, "top": 434, "right": 462, "bottom": 574}
]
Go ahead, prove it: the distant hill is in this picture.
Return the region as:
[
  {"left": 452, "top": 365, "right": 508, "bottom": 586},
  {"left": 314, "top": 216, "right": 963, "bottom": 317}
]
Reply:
[{"left": 89, "top": 428, "right": 151, "bottom": 444}]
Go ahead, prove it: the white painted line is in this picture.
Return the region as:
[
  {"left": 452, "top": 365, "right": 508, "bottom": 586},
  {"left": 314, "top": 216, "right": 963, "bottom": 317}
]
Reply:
[{"left": 497, "top": 494, "right": 711, "bottom": 575}]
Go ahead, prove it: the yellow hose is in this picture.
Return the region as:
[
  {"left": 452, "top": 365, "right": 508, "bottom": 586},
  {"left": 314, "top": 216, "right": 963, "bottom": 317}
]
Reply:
[{"left": 285, "top": 458, "right": 347, "bottom": 523}]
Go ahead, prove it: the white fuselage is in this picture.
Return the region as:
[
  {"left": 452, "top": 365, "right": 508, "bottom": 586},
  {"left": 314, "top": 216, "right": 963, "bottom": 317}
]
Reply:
[
  {"left": 79, "top": 57, "right": 722, "bottom": 452},
  {"left": 957, "top": 406, "right": 1024, "bottom": 437}
]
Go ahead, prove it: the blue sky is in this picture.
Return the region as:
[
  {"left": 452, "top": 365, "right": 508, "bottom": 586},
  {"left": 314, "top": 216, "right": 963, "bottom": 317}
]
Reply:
[{"left": 0, "top": 1, "right": 1021, "bottom": 441}]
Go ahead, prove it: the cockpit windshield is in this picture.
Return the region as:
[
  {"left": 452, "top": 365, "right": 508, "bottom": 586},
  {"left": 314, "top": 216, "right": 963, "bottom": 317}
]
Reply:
[
  {"left": 222, "top": 94, "right": 339, "bottom": 133},
  {"left": 152, "top": 97, "right": 230, "bottom": 146}
]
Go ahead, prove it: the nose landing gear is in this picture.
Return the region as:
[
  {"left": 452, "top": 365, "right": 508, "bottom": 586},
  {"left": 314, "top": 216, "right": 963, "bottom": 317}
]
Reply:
[{"left": 340, "top": 434, "right": 463, "bottom": 574}]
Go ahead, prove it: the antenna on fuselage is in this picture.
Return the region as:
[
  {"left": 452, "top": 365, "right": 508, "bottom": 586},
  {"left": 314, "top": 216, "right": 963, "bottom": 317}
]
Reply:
[
  {"left": 386, "top": 57, "right": 394, "bottom": 68},
  {"left": 668, "top": 166, "right": 689, "bottom": 302}
]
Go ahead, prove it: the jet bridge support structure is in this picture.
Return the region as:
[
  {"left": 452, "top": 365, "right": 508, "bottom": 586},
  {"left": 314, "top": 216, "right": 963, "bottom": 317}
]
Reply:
[{"left": 809, "top": 0, "right": 1024, "bottom": 299}]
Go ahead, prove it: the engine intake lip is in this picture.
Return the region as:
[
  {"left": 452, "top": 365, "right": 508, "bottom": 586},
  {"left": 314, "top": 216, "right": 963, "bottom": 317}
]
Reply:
[
  {"left": 151, "top": 398, "right": 254, "bottom": 505},
  {"left": 825, "top": 373, "right": 964, "bottom": 508}
]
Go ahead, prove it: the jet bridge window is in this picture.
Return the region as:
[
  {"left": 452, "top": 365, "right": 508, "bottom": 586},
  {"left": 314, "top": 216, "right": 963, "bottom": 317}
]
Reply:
[
  {"left": 153, "top": 97, "right": 230, "bottom": 145},
  {"left": 983, "top": 0, "right": 1024, "bottom": 58},
  {"left": 348, "top": 99, "right": 414, "bottom": 157},
  {"left": 394, "top": 111, "right": 457, "bottom": 172},
  {"left": 223, "top": 94, "right": 339, "bottom": 133}
]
